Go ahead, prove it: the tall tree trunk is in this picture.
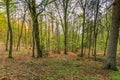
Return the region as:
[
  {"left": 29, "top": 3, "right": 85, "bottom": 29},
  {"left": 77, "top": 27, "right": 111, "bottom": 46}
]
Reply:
[
  {"left": 64, "top": 11, "right": 68, "bottom": 55},
  {"left": 103, "top": 29, "right": 110, "bottom": 56},
  {"left": 40, "top": 16, "right": 43, "bottom": 45},
  {"left": 51, "top": 12, "right": 55, "bottom": 52},
  {"left": 103, "top": 10, "right": 110, "bottom": 56},
  {"left": 6, "top": 0, "right": 13, "bottom": 58},
  {"left": 32, "top": 29, "right": 35, "bottom": 58},
  {"left": 33, "top": 17, "right": 42, "bottom": 58},
  {"left": 88, "top": 22, "right": 92, "bottom": 58},
  {"left": 80, "top": 9, "right": 85, "bottom": 57},
  {"left": 6, "top": 29, "right": 9, "bottom": 51},
  {"left": 93, "top": 0, "right": 99, "bottom": 61},
  {"left": 16, "top": 15, "right": 25, "bottom": 51},
  {"left": 44, "top": 16, "right": 47, "bottom": 50},
  {"left": 56, "top": 21, "right": 60, "bottom": 54},
  {"left": 72, "top": 26, "right": 75, "bottom": 52},
  {"left": 63, "top": 0, "right": 69, "bottom": 55},
  {"left": 27, "top": 0, "right": 42, "bottom": 58},
  {"left": 24, "top": 26, "right": 27, "bottom": 49},
  {"left": 48, "top": 22, "right": 50, "bottom": 51},
  {"left": 103, "top": 0, "right": 120, "bottom": 71}
]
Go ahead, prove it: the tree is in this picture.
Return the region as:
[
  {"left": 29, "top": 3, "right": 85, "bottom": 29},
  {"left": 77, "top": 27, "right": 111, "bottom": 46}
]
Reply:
[
  {"left": 78, "top": 0, "right": 87, "bottom": 57},
  {"left": 6, "top": 29, "right": 9, "bottom": 51},
  {"left": 24, "top": 0, "right": 55, "bottom": 58},
  {"left": 25, "top": 0, "right": 42, "bottom": 58},
  {"left": 103, "top": 0, "right": 120, "bottom": 71},
  {"left": 6, "top": 0, "right": 13, "bottom": 58},
  {"left": 16, "top": 8, "right": 26, "bottom": 51},
  {"left": 63, "top": 0, "right": 69, "bottom": 54},
  {"left": 93, "top": 0, "right": 100, "bottom": 61},
  {"left": 55, "top": 0, "right": 74, "bottom": 54}
]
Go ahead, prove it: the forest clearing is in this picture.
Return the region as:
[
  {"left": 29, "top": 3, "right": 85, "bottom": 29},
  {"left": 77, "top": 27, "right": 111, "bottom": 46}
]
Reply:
[{"left": 0, "top": 0, "right": 120, "bottom": 80}]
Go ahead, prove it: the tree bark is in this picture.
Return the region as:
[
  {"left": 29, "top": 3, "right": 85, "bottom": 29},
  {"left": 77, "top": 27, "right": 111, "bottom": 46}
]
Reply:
[
  {"left": 63, "top": 0, "right": 69, "bottom": 55},
  {"left": 16, "top": 14, "right": 25, "bottom": 51},
  {"left": 27, "top": 0, "right": 42, "bottom": 58},
  {"left": 6, "top": 0, "right": 13, "bottom": 58},
  {"left": 6, "top": 29, "right": 9, "bottom": 51},
  {"left": 88, "top": 22, "right": 92, "bottom": 58},
  {"left": 33, "top": 17, "right": 42, "bottom": 58},
  {"left": 93, "top": 0, "right": 99, "bottom": 61},
  {"left": 32, "top": 28, "right": 35, "bottom": 58},
  {"left": 103, "top": 0, "right": 120, "bottom": 71},
  {"left": 80, "top": 9, "right": 85, "bottom": 57}
]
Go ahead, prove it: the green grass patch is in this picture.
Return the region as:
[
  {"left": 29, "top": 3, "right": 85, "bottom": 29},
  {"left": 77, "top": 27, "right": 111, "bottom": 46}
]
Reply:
[
  {"left": 109, "top": 71, "right": 120, "bottom": 80},
  {"left": 109, "top": 57, "right": 120, "bottom": 80}
]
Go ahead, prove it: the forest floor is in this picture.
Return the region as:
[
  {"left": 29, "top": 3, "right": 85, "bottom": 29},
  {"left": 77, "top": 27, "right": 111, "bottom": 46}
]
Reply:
[{"left": 0, "top": 43, "right": 120, "bottom": 80}]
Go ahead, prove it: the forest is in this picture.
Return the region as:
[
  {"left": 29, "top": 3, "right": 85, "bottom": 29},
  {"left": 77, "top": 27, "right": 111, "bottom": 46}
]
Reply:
[{"left": 0, "top": 0, "right": 120, "bottom": 80}]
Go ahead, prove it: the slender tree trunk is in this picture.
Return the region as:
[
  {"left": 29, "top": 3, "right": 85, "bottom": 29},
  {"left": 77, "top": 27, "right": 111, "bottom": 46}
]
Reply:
[
  {"left": 6, "top": 29, "right": 9, "bottom": 51},
  {"left": 93, "top": 28, "right": 98, "bottom": 60},
  {"left": 93, "top": 0, "right": 99, "bottom": 61},
  {"left": 32, "top": 29, "right": 35, "bottom": 57},
  {"left": 16, "top": 15, "right": 25, "bottom": 51},
  {"left": 48, "top": 23, "right": 50, "bottom": 51},
  {"left": 103, "top": 11, "right": 110, "bottom": 56},
  {"left": 56, "top": 21, "right": 60, "bottom": 54},
  {"left": 64, "top": 11, "right": 68, "bottom": 55},
  {"left": 63, "top": 0, "right": 69, "bottom": 55},
  {"left": 27, "top": 0, "right": 42, "bottom": 58},
  {"left": 72, "top": 26, "right": 75, "bottom": 52},
  {"left": 33, "top": 17, "right": 42, "bottom": 58},
  {"left": 50, "top": 12, "right": 55, "bottom": 52},
  {"left": 88, "top": 22, "right": 92, "bottom": 58},
  {"left": 6, "top": 0, "right": 13, "bottom": 58},
  {"left": 103, "top": 0, "right": 120, "bottom": 71},
  {"left": 24, "top": 26, "right": 27, "bottom": 49},
  {"left": 44, "top": 16, "right": 47, "bottom": 50},
  {"left": 80, "top": 9, "right": 85, "bottom": 57},
  {"left": 40, "top": 16, "right": 43, "bottom": 45},
  {"left": 103, "top": 29, "right": 110, "bottom": 56}
]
